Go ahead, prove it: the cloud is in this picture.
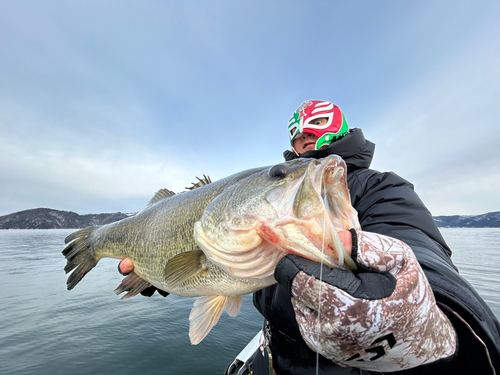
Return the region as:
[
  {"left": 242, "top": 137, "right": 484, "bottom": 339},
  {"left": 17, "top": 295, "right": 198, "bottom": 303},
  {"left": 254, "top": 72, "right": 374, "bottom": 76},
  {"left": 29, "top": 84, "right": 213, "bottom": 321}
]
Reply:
[
  {"left": 1, "top": 1, "right": 499, "bottom": 216},
  {"left": 367, "top": 22, "right": 500, "bottom": 215},
  {"left": 0, "top": 135, "right": 191, "bottom": 214}
]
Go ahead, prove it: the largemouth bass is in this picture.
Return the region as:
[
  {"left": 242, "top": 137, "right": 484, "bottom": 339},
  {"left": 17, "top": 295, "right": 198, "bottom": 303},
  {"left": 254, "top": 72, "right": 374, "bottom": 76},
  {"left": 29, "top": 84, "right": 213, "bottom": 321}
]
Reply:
[{"left": 62, "top": 155, "right": 360, "bottom": 344}]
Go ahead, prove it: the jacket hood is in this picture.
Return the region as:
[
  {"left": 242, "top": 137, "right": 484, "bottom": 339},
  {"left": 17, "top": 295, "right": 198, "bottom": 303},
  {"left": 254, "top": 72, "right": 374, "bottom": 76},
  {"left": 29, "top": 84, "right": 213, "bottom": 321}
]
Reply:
[{"left": 283, "top": 128, "right": 375, "bottom": 172}]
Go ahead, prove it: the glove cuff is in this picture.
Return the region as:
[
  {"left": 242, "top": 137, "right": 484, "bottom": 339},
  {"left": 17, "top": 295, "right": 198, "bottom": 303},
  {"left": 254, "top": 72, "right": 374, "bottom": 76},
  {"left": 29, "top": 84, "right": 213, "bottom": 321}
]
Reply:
[
  {"left": 349, "top": 228, "right": 358, "bottom": 260},
  {"left": 274, "top": 255, "right": 303, "bottom": 296}
]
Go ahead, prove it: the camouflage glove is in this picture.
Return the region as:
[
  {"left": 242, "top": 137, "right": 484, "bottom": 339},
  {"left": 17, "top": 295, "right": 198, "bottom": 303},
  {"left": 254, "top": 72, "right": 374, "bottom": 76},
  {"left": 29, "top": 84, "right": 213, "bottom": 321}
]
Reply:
[
  {"left": 274, "top": 230, "right": 457, "bottom": 372},
  {"left": 117, "top": 260, "right": 169, "bottom": 297}
]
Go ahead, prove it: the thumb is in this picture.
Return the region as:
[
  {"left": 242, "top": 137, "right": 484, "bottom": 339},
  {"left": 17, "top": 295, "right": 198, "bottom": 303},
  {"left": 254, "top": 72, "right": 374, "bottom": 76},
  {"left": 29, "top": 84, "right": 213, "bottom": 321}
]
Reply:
[{"left": 353, "top": 231, "right": 408, "bottom": 274}]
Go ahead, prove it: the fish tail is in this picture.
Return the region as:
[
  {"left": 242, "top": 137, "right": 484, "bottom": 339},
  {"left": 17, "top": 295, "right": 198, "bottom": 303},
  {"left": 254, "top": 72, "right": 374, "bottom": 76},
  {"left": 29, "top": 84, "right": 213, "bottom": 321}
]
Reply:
[{"left": 62, "top": 227, "right": 99, "bottom": 290}]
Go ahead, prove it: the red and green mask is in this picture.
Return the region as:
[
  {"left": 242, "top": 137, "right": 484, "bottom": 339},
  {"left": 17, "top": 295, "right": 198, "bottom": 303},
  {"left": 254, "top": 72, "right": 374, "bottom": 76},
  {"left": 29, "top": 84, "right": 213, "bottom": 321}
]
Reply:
[{"left": 288, "top": 100, "right": 349, "bottom": 154}]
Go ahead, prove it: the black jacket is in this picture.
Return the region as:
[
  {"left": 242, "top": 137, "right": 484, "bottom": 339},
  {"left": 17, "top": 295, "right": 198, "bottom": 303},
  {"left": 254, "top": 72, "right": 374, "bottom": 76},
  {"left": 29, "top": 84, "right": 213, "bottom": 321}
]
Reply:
[{"left": 253, "top": 128, "right": 500, "bottom": 374}]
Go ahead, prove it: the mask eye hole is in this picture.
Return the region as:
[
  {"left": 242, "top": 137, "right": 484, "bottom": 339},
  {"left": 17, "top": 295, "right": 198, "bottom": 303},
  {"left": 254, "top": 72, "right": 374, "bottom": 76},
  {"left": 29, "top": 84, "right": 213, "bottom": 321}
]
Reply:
[{"left": 269, "top": 165, "right": 287, "bottom": 179}]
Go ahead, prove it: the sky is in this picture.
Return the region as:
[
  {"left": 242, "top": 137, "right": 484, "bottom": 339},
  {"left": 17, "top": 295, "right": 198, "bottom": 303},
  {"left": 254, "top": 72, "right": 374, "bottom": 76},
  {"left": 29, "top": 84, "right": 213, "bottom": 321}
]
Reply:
[{"left": 0, "top": 0, "right": 499, "bottom": 217}]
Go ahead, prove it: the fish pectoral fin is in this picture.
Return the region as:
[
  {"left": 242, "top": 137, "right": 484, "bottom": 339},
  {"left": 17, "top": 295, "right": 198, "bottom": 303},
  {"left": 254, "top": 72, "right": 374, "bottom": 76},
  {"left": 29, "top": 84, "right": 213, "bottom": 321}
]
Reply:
[
  {"left": 189, "top": 295, "right": 242, "bottom": 345},
  {"left": 114, "top": 271, "right": 153, "bottom": 300},
  {"left": 163, "top": 250, "right": 206, "bottom": 288}
]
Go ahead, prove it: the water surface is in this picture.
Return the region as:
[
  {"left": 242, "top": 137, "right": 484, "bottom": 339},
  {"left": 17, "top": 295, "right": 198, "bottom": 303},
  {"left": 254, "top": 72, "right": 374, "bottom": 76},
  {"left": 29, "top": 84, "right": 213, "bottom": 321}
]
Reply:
[{"left": 0, "top": 228, "right": 498, "bottom": 374}]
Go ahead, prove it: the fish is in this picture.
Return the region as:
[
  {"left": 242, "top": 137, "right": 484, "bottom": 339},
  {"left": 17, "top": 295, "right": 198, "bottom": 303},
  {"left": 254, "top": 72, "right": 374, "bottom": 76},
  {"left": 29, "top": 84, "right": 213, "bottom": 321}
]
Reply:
[{"left": 62, "top": 154, "right": 360, "bottom": 344}]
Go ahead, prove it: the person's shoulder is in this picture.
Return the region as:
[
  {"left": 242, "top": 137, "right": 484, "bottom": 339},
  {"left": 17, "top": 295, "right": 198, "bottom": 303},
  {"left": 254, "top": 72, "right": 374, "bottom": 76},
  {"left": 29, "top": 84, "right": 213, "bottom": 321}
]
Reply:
[
  {"left": 349, "top": 167, "right": 404, "bottom": 186},
  {"left": 360, "top": 169, "right": 414, "bottom": 189},
  {"left": 348, "top": 168, "right": 418, "bottom": 205}
]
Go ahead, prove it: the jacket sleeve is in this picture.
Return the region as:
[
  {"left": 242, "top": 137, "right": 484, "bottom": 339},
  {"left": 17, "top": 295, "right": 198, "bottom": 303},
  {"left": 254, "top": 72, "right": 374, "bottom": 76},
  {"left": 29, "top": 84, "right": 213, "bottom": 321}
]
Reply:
[{"left": 348, "top": 169, "right": 500, "bottom": 374}]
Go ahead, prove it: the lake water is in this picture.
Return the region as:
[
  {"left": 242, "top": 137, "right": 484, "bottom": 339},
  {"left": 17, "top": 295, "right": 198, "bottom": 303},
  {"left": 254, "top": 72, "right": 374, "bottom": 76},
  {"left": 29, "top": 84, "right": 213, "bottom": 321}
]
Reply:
[{"left": 0, "top": 228, "right": 499, "bottom": 374}]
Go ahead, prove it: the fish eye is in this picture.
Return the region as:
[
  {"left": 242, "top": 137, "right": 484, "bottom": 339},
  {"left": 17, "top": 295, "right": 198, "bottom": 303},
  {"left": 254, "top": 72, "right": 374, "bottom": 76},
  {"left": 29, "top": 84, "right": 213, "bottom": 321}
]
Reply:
[{"left": 269, "top": 165, "right": 287, "bottom": 179}]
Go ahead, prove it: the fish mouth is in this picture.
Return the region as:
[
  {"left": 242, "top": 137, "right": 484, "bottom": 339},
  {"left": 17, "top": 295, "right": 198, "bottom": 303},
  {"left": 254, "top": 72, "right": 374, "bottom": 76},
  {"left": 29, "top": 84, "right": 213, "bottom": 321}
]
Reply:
[
  {"left": 194, "top": 155, "right": 359, "bottom": 281},
  {"left": 262, "top": 155, "right": 359, "bottom": 272}
]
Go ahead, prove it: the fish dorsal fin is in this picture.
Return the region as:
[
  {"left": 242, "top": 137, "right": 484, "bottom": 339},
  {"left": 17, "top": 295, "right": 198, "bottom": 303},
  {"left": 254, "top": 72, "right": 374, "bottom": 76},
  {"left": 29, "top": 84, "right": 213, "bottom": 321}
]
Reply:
[
  {"left": 141, "top": 188, "right": 176, "bottom": 212},
  {"left": 163, "top": 250, "right": 206, "bottom": 288},
  {"left": 114, "top": 271, "right": 153, "bottom": 300},
  {"left": 148, "top": 188, "right": 176, "bottom": 206},
  {"left": 189, "top": 295, "right": 243, "bottom": 345},
  {"left": 185, "top": 175, "right": 212, "bottom": 190}
]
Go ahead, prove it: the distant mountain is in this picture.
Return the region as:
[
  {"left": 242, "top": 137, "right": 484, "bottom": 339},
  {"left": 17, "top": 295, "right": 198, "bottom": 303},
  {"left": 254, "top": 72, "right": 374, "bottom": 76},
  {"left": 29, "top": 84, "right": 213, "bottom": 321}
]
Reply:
[
  {"left": 1, "top": 208, "right": 499, "bottom": 230},
  {"left": 433, "top": 211, "right": 500, "bottom": 228},
  {"left": 0, "top": 208, "right": 132, "bottom": 229}
]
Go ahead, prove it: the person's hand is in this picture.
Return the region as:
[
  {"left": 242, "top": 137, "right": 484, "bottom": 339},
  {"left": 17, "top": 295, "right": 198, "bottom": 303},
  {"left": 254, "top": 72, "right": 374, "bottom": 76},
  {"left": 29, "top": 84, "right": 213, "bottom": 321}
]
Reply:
[
  {"left": 118, "top": 258, "right": 135, "bottom": 275},
  {"left": 118, "top": 258, "right": 169, "bottom": 297},
  {"left": 274, "top": 230, "right": 457, "bottom": 372}
]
